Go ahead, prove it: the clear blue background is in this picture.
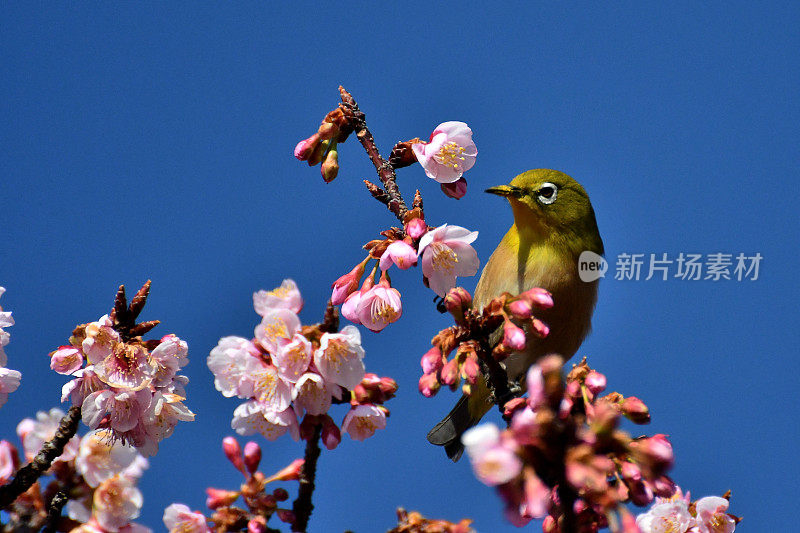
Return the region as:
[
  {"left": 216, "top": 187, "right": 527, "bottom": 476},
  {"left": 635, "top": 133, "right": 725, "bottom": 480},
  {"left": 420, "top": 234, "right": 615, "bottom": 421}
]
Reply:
[{"left": 1, "top": 3, "right": 797, "bottom": 531}]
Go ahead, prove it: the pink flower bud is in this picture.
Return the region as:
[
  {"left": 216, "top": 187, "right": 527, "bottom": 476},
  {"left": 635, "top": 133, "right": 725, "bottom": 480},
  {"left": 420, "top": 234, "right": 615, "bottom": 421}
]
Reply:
[
  {"left": 652, "top": 475, "right": 677, "bottom": 498},
  {"left": 503, "top": 397, "right": 526, "bottom": 417},
  {"left": 584, "top": 370, "right": 607, "bottom": 395},
  {"left": 620, "top": 461, "right": 641, "bottom": 482},
  {"left": 440, "top": 358, "right": 460, "bottom": 386},
  {"left": 440, "top": 177, "right": 468, "bottom": 199},
  {"left": 264, "top": 458, "right": 305, "bottom": 484},
  {"left": 507, "top": 299, "right": 532, "bottom": 320},
  {"left": 340, "top": 290, "right": 363, "bottom": 324},
  {"left": 320, "top": 147, "right": 339, "bottom": 183},
  {"left": 379, "top": 240, "right": 418, "bottom": 271},
  {"left": 247, "top": 517, "right": 267, "bottom": 533},
  {"left": 321, "top": 417, "right": 341, "bottom": 450},
  {"left": 420, "top": 346, "right": 444, "bottom": 374},
  {"left": 418, "top": 372, "right": 441, "bottom": 397},
  {"left": 49, "top": 345, "right": 84, "bottom": 375},
  {"left": 378, "top": 377, "right": 398, "bottom": 396},
  {"left": 503, "top": 321, "right": 526, "bottom": 351},
  {"left": 222, "top": 436, "right": 244, "bottom": 474},
  {"left": 520, "top": 287, "right": 554, "bottom": 309},
  {"left": 293, "top": 134, "right": 319, "bottom": 161},
  {"left": 530, "top": 318, "right": 549, "bottom": 338},
  {"left": 206, "top": 487, "right": 240, "bottom": 509},
  {"left": 243, "top": 441, "right": 261, "bottom": 474},
  {"left": 317, "top": 121, "right": 339, "bottom": 140},
  {"left": 272, "top": 488, "right": 289, "bottom": 501},
  {"left": 461, "top": 355, "right": 480, "bottom": 385},
  {"left": 405, "top": 218, "right": 427, "bottom": 239},
  {"left": 542, "top": 515, "right": 558, "bottom": 533},
  {"left": 276, "top": 509, "right": 295, "bottom": 524},
  {"left": 621, "top": 396, "right": 650, "bottom": 424},
  {"left": 331, "top": 262, "right": 366, "bottom": 305}
]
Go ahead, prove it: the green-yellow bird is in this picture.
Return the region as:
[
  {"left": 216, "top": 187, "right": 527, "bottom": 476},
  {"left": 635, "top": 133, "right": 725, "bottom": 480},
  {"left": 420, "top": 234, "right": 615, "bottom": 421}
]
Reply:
[{"left": 427, "top": 169, "right": 604, "bottom": 460}]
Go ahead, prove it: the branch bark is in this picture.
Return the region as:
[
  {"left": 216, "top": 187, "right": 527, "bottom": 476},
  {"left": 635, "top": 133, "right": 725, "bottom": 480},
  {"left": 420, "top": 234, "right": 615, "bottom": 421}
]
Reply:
[{"left": 291, "top": 424, "right": 322, "bottom": 533}]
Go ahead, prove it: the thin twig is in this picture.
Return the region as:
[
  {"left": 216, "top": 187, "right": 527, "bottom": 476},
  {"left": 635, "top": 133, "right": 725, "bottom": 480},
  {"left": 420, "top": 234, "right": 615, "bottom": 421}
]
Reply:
[
  {"left": 291, "top": 424, "right": 322, "bottom": 533},
  {"left": 41, "top": 490, "right": 68, "bottom": 533},
  {"left": 0, "top": 405, "right": 82, "bottom": 509}
]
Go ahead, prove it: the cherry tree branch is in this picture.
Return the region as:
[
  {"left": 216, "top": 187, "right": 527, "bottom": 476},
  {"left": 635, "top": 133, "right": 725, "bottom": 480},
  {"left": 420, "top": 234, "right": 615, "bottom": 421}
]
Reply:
[{"left": 291, "top": 424, "right": 322, "bottom": 533}]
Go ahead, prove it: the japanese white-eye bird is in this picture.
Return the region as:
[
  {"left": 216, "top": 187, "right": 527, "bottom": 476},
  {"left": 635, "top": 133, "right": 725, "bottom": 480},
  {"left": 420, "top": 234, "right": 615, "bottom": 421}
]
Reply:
[{"left": 427, "top": 169, "right": 604, "bottom": 461}]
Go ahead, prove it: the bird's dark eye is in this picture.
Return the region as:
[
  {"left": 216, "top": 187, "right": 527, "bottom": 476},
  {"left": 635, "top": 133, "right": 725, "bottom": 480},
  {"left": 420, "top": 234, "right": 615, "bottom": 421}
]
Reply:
[{"left": 536, "top": 182, "right": 558, "bottom": 205}]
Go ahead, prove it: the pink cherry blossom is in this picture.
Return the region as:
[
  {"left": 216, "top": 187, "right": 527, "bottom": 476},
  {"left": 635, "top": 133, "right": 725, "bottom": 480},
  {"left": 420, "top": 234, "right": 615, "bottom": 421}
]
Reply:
[
  {"left": 246, "top": 359, "right": 292, "bottom": 413},
  {"left": 82, "top": 316, "right": 120, "bottom": 365},
  {"left": 150, "top": 334, "right": 188, "bottom": 388},
  {"left": 462, "top": 424, "right": 522, "bottom": 486},
  {"left": 379, "top": 241, "right": 418, "bottom": 271},
  {"left": 231, "top": 401, "right": 299, "bottom": 441},
  {"left": 0, "top": 287, "right": 13, "bottom": 366},
  {"left": 695, "top": 496, "right": 735, "bottom": 533},
  {"left": 163, "top": 503, "right": 210, "bottom": 533},
  {"left": 418, "top": 224, "right": 480, "bottom": 297},
  {"left": 440, "top": 177, "right": 468, "bottom": 199},
  {"left": 253, "top": 279, "right": 303, "bottom": 316},
  {"left": 411, "top": 121, "right": 477, "bottom": 183},
  {"left": 342, "top": 404, "right": 387, "bottom": 441},
  {"left": 272, "top": 334, "right": 312, "bottom": 383},
  {"left": 93, "top": 342, "right": 156, "bottom": 391},
  {"left": 254, "top": 309, "right": 300, "bottom": 354},
  {"left": 340, "top": 289, "right": 363, "bottom": 325},
  {"left": 636, "top": 499, "right": 693, "bottom": 533},
  {"left": 0, "top": 440, "right": 17, "bottom": 484},
  {"left": 314, "top": 326, "right": 366, "bottom": 390},
  {"left": 82, "top": 389, "right": 152, "bottom": 434},
  {"left": 16, "top": 408, "right": 80, "bottom": 463},
  {"left": 50, "top": 345, "right": 84, "bottom": 375},
  {"left": 0, "top": 368, "right": 21, "bottom": 408},
  {"left": 356, "top": 277, "right": 402, "bottom": 332},
  {"left": 331, "top": 262, "right": 366, "bottom": 305},
  {"left": 207, "top": 336, "right": 258, "bottom": 399},
  {"left": 405, "top": 218, "right": 427, "bottom": 239},
  {"left": 76, "top": 429, "right": 142, "bottom": 488},
  {"left": 143, "top": 391, "right": 195, "bottom": 441},
  {"left": 93, "top": 474, "right": 144, "bottom": 531},
  {"left": 62, "top": 367, "right": 106, "bottom": 405},
  {"left": 293, "top": 373, "right": 333, "bottom": 415}
]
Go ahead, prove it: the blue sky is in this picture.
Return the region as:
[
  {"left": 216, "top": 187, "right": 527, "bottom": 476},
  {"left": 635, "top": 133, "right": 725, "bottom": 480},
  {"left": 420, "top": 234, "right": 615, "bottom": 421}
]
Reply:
[{"left": 1, "top": 3, "right": 798, "bottom": 531}]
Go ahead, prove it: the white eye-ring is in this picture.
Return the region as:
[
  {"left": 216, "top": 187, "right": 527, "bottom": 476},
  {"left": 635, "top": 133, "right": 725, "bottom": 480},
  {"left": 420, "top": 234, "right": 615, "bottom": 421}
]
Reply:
[{"left": 536, "top": 182, "right": 558, "bottom": 205}]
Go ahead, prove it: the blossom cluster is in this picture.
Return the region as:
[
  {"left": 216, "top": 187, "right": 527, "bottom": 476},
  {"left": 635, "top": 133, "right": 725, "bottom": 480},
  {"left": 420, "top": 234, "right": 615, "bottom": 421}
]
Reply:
[
  {"left": 163, "top": 437, "right": 305, "bottom": 532},
  {"left": 0, "top": 287, "right": 22, "bottom": 408},
  {"left": 2, "top": 410, "right": 151, "bottom": 532},
  {"left": 332, "top": 221, "right": 481, "bottom": 333},
  {"left": 53, "top": 282, "right": 195, "bottom": 456},
  {"left": 462, "top": 357, "right": 680, "bottom": 531},
  {"left": 419, "top": 286, "right": 553, "bottom": 398},
  {"left": 636, "top": 488, "right": 738, "bottom": 533},
  {"left": 208, "top": 279, "right": 397, "bottom": 445}
]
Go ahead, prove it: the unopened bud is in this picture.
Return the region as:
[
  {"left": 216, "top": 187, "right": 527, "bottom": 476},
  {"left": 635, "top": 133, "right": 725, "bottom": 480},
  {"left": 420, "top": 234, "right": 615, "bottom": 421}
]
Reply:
[
  {"left": 619, "top": 508, "right": 640, "bottom": 533},
  {"left": 440, "top": 177, "right": 467, "bottom": 199},
  {"left": 307, "top": 139, "right": 330, "bottom": 166},
  {"left": 317, "top": 121, "right": 339, "bottom": 141},
  {"left": 631, "top": 434, "right": 674, "bottom": 475},
  {"left": 222, "top": 436, "right": 245, "bottom": 474},
  {"left": 620, "top": 461, "right": 642, "bottom": 482},
  {"left": 243, "top": 441, "right": 261, "bottom": 474},
  {"left": 461, "top": 355, "right": 480, "bottom": 385},
  {"left": 503, "top": 321, "right": 527, "bottom": 351},
  {"left": 247, "top": 517, "right": 267, "bottom": 533},
  {"left": 628, "top": 479, "right": 654, "bottom": 506},
  {"left": 405, "top": 218, "right": 427, "bottom": 239},
  {"left": 584, "top": 370, "right": 607, "bottom": 395},
  {"left": 206, "top": 487, "right": 240, "bottom": 509},
  {"left": 418, "top": 372, "right": 441, "bottom": 397},
  {"left": 590, "top": 400, "right": 619, "bottom": 436},
  {"left": 530, "top": 318, "right": 549, "bottom": 338},
  {"left": 444, "top": 287, "right": 473, "bottom": 324},
  {"left": 441, "top": 358, "right": 460, "bottom": 387},
  {"left": 421, "top": 346, "right": 444, "bottom": 375},
  {"left": 621, "top": 396, "right": 650, "bottom": 424},
  {"left": 507, "top": 299, "right": 532, "bottom": 320},
  {"left": 331, "top": 261, "right": 366, "bottom": 305},
  {"left": 320, "top": 147, "right": 339, "bottom": 182},
  {"left": 293, "top": 134, "right": 319, "bottom": 161},
  {"left": 542, "top": 515, "right": 559, "bottom": 533},
  {"left": 652, "top": 475, "right": 677, "bottom": 498},
  {"left": 520, "top": 287, "right": 554, "bottom": 309},
  {"left": 273, "top": 488, "right": 289, "bottom": 501},
  {"left": 264, "top": 459, "right": 305, "bottom": 484},
  {"left": 276, "top": 509, "right": 295, "bottom": 524},
  {"left": 378, "top": 377, "right": 398, "bottom": 397},
  {"left": 321, "top": 417, "right": 341, "bottom": 450},
  {"left": 503, "top": 397, "right": 527, "bottom": 417}
]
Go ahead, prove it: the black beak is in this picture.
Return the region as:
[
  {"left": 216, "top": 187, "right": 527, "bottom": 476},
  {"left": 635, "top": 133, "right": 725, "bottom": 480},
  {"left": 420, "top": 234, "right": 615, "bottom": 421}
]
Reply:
[{"left": 485, "top": 185, "right": 524, "bottom": 198}]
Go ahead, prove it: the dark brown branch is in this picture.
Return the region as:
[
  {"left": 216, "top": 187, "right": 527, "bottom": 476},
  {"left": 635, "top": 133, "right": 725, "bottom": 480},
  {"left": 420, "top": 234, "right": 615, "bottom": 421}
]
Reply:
[
  {"left": 291, "top": 424, "right": 322, "bottom": 533},
  {"left": 320, "top": 300, "right": 340, "bottom": 334},
  {"left": 41, "top": 490, "right": 68, "bottom": 533},
  {"left": 339, "top": 87, "right": 408, "bottom": 222},
  {"left": 0, "top": 405, "right": 82, "bottom": 509}
]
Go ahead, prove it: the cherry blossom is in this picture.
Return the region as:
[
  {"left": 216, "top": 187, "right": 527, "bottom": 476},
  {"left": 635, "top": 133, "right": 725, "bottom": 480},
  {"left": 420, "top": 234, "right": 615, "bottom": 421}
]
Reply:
[
  {"left": 150, "top": 334, "right": 189, "bottom": 388},
  {"left": 50, "top": 345, "right": 84, "bottom": 375},
  {"left": 412, "top": 121, "right": 477, "bottom": 183},
  {"left": 163, "top": 503, "right": 210, "bottom": 533},
  {"left": 0, "top": 287, "right": 20, "bottom": 407},
  {"left": 231, "top": 401, "right": 299, "bottom": 441},
  {"left": 342, "top": 404, "right": 386, "bottom": 441},
  {"left": 293, "top": 373, "right": 333, "bottom": 415},
  {"left": 314, "top": 326, "right": 365, "bottom": 390},
  {"left": 207, "top": 336, "right": 258, "bottom": 398},
  {"left": 81, "top": 316, "right": 120, "bottom": 365},
  {"left": 272, "top": 334, "right": 313, "bottom": 383},
  {"left": 16, "top": 407, "right": 80, "bottom": 463},
  {"left": 253, "top": 279, "right": 303, "bottom": 316},
  {"left": 418, "top": 224, "right": 479, "bottom": 297},
  {"left": 93, "top": 474, "right": 144, "bottom": 531},
  {"left": 356, "top": 276, "right": 403, "bottom": 332},
  {"left": 93, "top": 342, "right": 156, "bottom": 391},
  {"left": 695, "top": 496, "right": 736, "bottom": 533},
  {"left": 246, "top": 359, "right": 293, "bottom": 413},
  {"left": 379, "top": 241, "right": 418, "bottom": 271},
  {"left": 254, "top": 308, "right": 300, "bottom": 354},
  {"left": 463, "top": 424, "right": 523, "bottom": 486},
  {"left": 636, "top": 499, "right": 693, "bottom": 533},
  {"left": 76, "top": 429, "right": 145, "bottom": 488},
  {"left": 0, "top": 440, "right": 17, "bottom": 484}
]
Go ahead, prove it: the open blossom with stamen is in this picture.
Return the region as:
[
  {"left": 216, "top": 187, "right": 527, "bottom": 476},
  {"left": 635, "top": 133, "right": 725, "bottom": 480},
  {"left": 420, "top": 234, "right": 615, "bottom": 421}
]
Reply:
[
  {"left": 93, "top": 474, "right": 144, "bottom": 531},
  {"left": 272, "top": 334, "right": 312, "bottom": 383},
  {"left": 94, "top": 342, "right": 156, "bottom": 391},
  {"left": 82, "top": 389, "right": 152, "bottom": 434},
  {"left": 50, "top": 345, "right": 84, "bottom": 375},
  {"left": 342, "top": 404, "right": 387, "bottom": 441},
  {"left": 76, "top": 429, "right": 143, "bottom": 487},
  {"left": 314, "top": 325, "right": 365, "bottom": 390},
  {"left": 81, "top": 316, "right": 120, "bottom": 365},
  {"left": 254, "top": 308, "right": 300, "bottom": 354},
  {"left": 356, "top": 276, "right": 402, "bottom": 332},
  {"left": 16, "top": 407, "right": 80, "bottom": 463},
  {"left": 293, "top": 373, "right": 333, "bottom": 415},
  {"left": 150, "top": 334, "right": 188, "bottom": 388},
  {"left": 163, "top": 503, "right": 210, "bottom": 533},
  {"left": 246, "top": 359, "right": 293, "bottom": 413},
  {"left": 253, "top": 279, "right": 303, "bottom": 316},
  {"left": 418, "top": 224, "right": 480, "bottom": 297},
  {"left": 695, "top": 496, "right": 736, "bottom": 533},
  {"left": 207, "top": 337, "right": 258, "bottom": 399},
  {"left": 412, "top": 121, "right": 477, "bottom": 183},
  {"left": 636, "top": 499, "right": 694, "bottom": 533},
  {"left": 0, "top": 287, "right": 20, "bottom": 408},
  {"left": 231, "top": 400, "right": 299, "bottom": 441},
  {"left": 144, "top": 391, "right": 195, "bottom": 441}
]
